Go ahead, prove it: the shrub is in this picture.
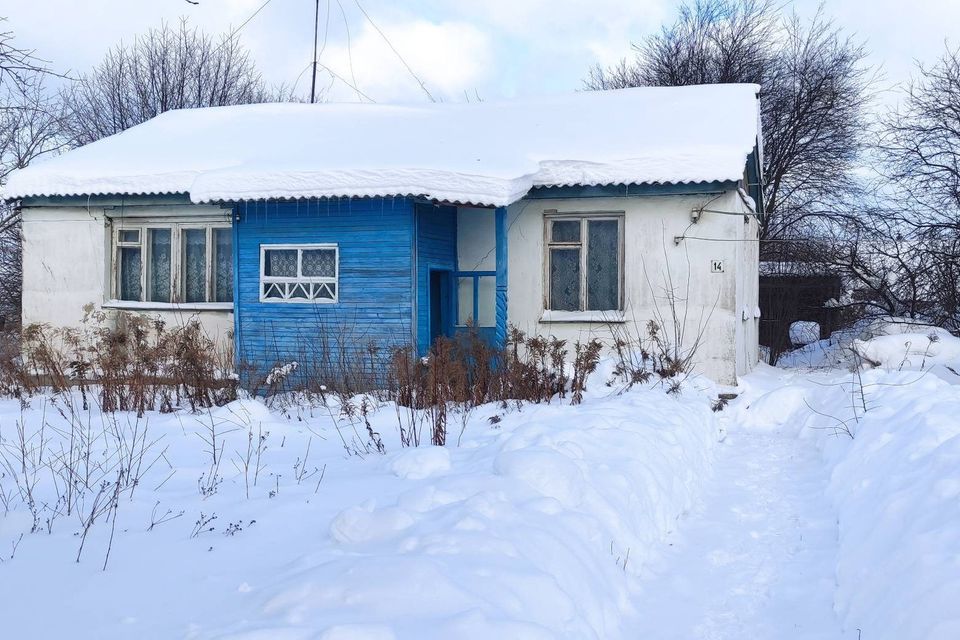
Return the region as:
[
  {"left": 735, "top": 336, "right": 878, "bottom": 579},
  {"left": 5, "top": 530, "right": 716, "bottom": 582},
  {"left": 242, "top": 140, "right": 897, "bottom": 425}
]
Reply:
[{"left": 6, "top": 311, "right": 235, "bottom": 414}]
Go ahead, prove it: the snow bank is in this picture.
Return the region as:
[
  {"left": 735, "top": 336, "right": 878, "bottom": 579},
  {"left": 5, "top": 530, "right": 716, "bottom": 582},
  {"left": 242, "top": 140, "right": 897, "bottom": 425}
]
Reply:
[
  {"left": 0, "top": 375, "right": 719, "bottom": 639},
  {"left": 778, "top": 317, "right": 960, "bottom": 371},
  {"left": 850, "top": 332, "right": 960, "bottom": 369},
  {"left": 4, "top": 84, "right": 760, "bottom": 206},
  {"left": 236, "top": 388, "right": 719, "bottom": 639},
  {"left": 738, "top": 358, "right": 960, "bottom": 640},
  {"left": 820, "top": 370, "right": 960, "bottom": 640}
]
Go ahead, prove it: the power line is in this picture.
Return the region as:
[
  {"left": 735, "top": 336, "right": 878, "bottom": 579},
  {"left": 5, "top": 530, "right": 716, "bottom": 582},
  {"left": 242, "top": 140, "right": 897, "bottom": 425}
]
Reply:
[
  {"left": 315, "top": 61, "right": 376, "bottom": 102},
  {"left": 188, "top": 0, "right": 275, "bottom": 59},
  {"left": 335, "top": 0, "right": 363, "bottom": 101},
  {"left": 317, "top": 0, "right": 332, "bottom": 69},
  {"left": 226, "top": 0, "right": 274, "bottom": 40},
  {"left": 352, "top": 0, "right": 435, "bottom": 102},
  {"left": 293, "top": 0, "right": 332, "bottom": 98}
]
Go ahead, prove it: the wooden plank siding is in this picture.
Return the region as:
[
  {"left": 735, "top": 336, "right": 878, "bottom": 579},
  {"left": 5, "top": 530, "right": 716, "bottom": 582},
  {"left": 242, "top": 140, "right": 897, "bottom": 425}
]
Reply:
[
  {"left": 234, "top": 197, "right": 418, "bottom": 386},
  {"left": 414, "top": 202, "right": 458, "bottom": 354}
]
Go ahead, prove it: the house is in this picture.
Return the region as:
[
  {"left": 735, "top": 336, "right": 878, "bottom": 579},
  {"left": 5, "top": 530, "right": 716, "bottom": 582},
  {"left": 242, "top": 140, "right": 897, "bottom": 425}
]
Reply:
[{"left": 3, "top": 84, "right": 763, "bottom": 385}]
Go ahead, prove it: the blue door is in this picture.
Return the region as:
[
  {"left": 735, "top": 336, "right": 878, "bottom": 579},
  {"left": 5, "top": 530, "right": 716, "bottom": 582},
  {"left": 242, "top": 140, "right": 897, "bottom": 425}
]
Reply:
[{"left": 429, "top": 268, "right": 453, "bottom": 345}]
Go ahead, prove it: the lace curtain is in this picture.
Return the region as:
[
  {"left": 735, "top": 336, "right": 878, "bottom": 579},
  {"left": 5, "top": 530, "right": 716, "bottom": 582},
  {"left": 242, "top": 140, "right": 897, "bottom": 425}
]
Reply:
[
  {"left": 148, "top": 229, "right": 171, "bottom": 303},
  {"left": 184, "top": 229, "right": 207, "bottom": 303},
  {"left": 119, "top": 247, "right": 142, "bottom": 301},
  {"left": 586, "top": 220, "right": 618, "bottom": 311},
  {"left": 214, "top": 229, "right": 233, "bottom": 302}
]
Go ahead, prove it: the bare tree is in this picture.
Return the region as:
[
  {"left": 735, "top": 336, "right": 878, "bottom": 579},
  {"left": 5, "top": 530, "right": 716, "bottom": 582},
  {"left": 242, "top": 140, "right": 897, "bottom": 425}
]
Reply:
[
  {"left": 881, "top": 47, "right": 960, "bottom": 230},
  {"left": 586, "top": 0, "right": 773, "bottom": 89},
  {"left": 859, "top": 47, "right": 960, "bottom": 332},
  {"left": 585, "top": 1, "right": 872, "bottom": 252},
  {"left": 61, "top": 19, "right": 281, "bottom": 146},
  {"left": 0, "top": 20, "right": 66, "bottom": 326},
  {"left": 0, "top": 17, "right": 51, "bottom": 98}
]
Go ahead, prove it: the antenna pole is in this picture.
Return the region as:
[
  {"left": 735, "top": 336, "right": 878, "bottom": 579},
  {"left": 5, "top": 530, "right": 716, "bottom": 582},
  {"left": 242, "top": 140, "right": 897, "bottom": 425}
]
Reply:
[{"left": 310, "top": 0, "right": 319, "bottom": 103}]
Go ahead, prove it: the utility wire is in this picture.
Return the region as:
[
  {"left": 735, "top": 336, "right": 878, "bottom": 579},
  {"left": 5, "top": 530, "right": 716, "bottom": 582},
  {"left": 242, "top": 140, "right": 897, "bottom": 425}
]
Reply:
[
  {"left": 189, "top": 0, "right": 274, "bottom": 59},
  {"left": 226, "top": 0, "right": 274, "bottom": 40},
  {"left": 676, "top": 236, "right": 838, "bottom": 244},
  {"left": 352, "top": 0, "right": 435, "bottom": 102},
  {"left": 317, "top": 0, "right": 332, "bottom": 69},
  {"left": 335, "top": 0, "right": 364, "bottom": 101},
  {"left": 315, "top": 62, "right": 376, "bottom": 102},
  {"left": 293, "top": 0, "right": 332, "bottom": 98}
]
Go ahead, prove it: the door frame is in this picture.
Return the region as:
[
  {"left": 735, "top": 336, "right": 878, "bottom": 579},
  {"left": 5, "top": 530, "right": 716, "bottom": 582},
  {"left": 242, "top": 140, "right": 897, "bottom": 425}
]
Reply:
[{"left": 428, "top": 266, "right": 455, "bottom": 346}]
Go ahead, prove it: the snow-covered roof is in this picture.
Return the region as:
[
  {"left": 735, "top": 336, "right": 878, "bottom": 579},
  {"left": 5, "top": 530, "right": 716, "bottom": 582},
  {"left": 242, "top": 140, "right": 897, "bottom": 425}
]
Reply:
[{"left": 4, "top": 84, "right": 761, "bottom": 207}]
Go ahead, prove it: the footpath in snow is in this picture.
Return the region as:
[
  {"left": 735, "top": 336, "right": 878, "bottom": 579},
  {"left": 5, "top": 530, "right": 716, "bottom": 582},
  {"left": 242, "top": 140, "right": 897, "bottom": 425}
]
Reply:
[{"left": 631, "top": 423, "right": 845, "bottom": 639}]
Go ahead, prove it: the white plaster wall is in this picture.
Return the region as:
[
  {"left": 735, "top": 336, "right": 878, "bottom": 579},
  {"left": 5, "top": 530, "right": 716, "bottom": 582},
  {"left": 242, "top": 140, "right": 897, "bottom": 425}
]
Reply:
[
  {"left": 456, "top": 207, "right": 495, "bottom": 271},
  {"left": 735, "top": 198, "right": 761, "bottom": 377},
  {"left": 21, "top": 205, "right": 233, "bottom": 346},
  {"left": 506, "top": 191, "right": 759, "bottom": 385}
]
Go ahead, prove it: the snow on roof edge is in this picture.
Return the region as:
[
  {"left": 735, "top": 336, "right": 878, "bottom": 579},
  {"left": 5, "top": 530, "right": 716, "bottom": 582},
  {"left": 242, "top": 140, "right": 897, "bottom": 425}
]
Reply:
[
  {"left": 7, "top": 177, "right": 747, "bottom": 209},
  {"left": 5, "top": 84, "right": 761, "bottom": 205}
]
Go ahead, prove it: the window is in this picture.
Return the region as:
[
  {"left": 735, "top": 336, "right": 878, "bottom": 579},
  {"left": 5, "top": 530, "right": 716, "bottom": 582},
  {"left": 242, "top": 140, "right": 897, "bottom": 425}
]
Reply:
[
  {"left": 112, "top": 223, "right": 232, "bottom": 304},
  {"left": 260, "top": 244, "right": 338, "bottom": 303},
  {"left": 456, "top": 273, "right": 496, "bottom": 328},
  {"left": 545, "top": 214, "right": 623, "bottom": 312}
]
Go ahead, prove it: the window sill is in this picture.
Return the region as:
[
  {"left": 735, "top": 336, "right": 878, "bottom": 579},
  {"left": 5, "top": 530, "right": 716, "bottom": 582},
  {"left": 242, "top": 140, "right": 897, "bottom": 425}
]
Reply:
[
  {"left": 539, "top": 310, "right": 625, "bottom": 323},
  {"left": 102, "top": 300, "right": 234, "bottom": 312}
]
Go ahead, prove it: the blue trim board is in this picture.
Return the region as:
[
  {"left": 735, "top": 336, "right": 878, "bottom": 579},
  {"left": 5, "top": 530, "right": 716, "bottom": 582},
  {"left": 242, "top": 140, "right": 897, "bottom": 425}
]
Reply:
[
  {"left": 495, "top": 206, "right": 508, "bottom": 347},
  {"left": 231, "top": 205, "right": 242, "bottom": 369}
]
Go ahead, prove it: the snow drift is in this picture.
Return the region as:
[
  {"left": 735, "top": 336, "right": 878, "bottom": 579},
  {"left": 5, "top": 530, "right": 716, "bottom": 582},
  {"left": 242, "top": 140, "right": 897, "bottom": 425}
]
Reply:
[
  {"left": 740, "top": 327, "right": 960, "bottom": 640},
  {"left": 0, "top": 374, "right": 719, "bottom": 639},
  {"left": 3, "top": 84, "right": 761, "bottom": 207},
  {"left": 778, "top": 316, "right": 960, "bottom": 371}
]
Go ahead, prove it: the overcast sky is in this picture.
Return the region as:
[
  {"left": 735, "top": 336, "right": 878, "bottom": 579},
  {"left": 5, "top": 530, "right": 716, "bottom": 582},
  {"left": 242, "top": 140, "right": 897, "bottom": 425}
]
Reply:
[{"left": 4, "top": 0, "right": 959, "bottom": 104}]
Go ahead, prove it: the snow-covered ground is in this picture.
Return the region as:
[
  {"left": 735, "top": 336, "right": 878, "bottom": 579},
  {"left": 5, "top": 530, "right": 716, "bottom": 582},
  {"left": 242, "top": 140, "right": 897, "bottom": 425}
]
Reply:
[
  {"left": 631, "top": 426, "right": 843, "bottom": 639},
  {"left": 0, "top": 370, "right": 720, "bottom": 639},
  {"left": 744, "top": 321, "right": 960, "bottom": 640},
  {"left": 2, "top": 330, "right": 959, "bottom": 639}
]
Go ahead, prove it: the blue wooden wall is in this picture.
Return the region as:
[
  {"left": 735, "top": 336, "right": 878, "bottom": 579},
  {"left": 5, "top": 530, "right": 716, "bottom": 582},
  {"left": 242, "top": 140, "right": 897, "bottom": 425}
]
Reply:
[
  {"left": 233, "top": 197, "right": 417, "bottom": 386},
  {"left": 414, "top": 202, "right": 458, "bottom": 354}
]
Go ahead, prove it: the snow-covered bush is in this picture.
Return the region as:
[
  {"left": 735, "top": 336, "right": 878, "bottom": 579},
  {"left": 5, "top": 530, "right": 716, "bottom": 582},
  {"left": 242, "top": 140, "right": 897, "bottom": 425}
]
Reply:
[{"left": 789, "top": 320, "right": 820, "bottom": 346}]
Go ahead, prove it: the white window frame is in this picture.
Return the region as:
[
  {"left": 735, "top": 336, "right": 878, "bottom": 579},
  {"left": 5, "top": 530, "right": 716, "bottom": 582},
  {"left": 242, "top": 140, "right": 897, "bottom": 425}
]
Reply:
[
  {"left": 259, "top": 243, "right": 339, "bottom": 304},
  {"left": 543, "top": 212, "right": 624, "bottom": 313},
  {"left": 110, "top": 221, "right": 233, "bottom": 306}
]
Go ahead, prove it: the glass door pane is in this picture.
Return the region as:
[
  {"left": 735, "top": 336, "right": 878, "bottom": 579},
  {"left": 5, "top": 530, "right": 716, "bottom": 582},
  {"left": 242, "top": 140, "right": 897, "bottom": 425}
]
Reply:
[
  {"left": 457, "top": 277, "right": 474, "bottom": 326},
  {"left": 477, "top": 275, "right": 496, "bottom": 327}
]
